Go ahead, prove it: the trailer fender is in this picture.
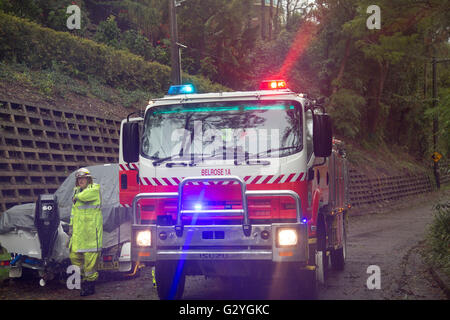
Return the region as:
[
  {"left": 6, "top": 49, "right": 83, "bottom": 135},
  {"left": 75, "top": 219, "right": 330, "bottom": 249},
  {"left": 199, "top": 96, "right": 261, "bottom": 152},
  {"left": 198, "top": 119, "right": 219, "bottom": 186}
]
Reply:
[{"left": 119, "top": 242, "right": 132, "bottom": 272}]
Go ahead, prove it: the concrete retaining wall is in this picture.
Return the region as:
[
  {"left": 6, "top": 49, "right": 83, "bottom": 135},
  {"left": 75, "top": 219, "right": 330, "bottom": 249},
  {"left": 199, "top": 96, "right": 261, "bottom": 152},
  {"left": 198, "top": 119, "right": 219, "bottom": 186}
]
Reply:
[
  {"left": 0, "top": 98, "right": 121, "bottom": 212},
  {"left": 348, "top": 169, "right": 434, "bottom": 208}
]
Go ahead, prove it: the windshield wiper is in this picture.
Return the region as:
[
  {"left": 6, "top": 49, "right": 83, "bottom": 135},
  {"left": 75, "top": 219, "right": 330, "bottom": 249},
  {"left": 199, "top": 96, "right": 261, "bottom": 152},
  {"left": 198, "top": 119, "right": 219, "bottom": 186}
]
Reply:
[
  {"left": 165, "top": 162, "right": 190, "bottom": 168},
  {"left": 234, "top": 147, "right": 298, "bottom": 165},
  {"left": 152, "top": 154, "right": 201, "bottom": 167},
  {"left": 254, "top": 146, "right": 298, "bottom": 158},
  {"left": 234, "top": 151, "right": 271, "bottom": 166},
  {"left": 246, "top": 159, "right": 270, "bottom": 165},
  {"left": 152, "top": 155, "right": 177, "bottom": 166}
]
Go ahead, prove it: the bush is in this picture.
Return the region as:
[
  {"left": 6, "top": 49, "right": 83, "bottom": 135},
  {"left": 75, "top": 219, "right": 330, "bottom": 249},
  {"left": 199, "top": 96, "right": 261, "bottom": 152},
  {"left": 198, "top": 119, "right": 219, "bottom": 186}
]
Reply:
[
  {"left": 120, "top": 29, "right": 150, "bottom": 59},
  {"left": 0, "top": 11, "right": 228, "bottom": 95},
  {"left": 94, "top": 15, "right": 121, "bottom": 49},
  {"left": 425, "top": 200, "right": 450, "bottom": 277},
  {"left": 328, "top": 88, "right": 365, "bottom": 138}
]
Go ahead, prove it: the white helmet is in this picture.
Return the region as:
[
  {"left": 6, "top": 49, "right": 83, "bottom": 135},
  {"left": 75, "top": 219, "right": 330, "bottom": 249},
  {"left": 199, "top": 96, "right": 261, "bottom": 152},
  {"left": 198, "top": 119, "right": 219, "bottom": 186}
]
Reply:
[{"left": 75, "top": 167, "right": 92, "bottom": 179}]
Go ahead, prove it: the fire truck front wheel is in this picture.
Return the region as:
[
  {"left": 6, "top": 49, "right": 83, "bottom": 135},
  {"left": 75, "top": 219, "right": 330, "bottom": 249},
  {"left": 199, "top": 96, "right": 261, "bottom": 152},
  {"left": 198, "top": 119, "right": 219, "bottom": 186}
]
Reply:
[{"left": 155, "top": 260, "right": 186, "bottom": 300}]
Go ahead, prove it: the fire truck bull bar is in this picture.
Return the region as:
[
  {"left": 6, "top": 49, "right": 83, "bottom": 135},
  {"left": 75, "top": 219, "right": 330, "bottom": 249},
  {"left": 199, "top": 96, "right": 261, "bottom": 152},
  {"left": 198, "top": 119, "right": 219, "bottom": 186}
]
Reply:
[{"left": 131, "top": 176, "right": 308, "bottom": 263}]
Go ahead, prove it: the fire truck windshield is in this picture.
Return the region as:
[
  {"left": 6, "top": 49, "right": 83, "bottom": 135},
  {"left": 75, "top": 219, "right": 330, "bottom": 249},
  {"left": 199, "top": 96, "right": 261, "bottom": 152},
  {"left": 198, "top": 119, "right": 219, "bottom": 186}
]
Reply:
[{"left": 142, "top": 100, "right": 303, "bottom": 163}]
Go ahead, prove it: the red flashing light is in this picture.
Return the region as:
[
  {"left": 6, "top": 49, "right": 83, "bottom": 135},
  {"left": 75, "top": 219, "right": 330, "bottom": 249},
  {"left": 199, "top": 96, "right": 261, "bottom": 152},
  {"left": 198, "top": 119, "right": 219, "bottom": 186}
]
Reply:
[
  {"left": 103, "top": 255, "right": 113, "bottom": 262},
  {"left": 260, "top": 80, "right": 287, "bottom": 90}
]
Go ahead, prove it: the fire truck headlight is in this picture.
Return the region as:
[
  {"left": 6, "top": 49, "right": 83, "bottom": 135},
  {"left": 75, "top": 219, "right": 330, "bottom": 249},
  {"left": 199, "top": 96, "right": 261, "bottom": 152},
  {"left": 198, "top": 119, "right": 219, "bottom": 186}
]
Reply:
[
  {"left": 277, "top": 229, "right": 298, "bottom": 247},
  {"left": 136, "top": 230, "right": 151, "bottom": 247}
]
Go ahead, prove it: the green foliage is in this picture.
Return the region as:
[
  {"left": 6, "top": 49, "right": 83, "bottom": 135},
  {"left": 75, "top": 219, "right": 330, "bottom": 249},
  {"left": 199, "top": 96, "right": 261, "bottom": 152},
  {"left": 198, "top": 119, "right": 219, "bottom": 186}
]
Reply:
[
  {"left": 120, "top": 29, "right": 151, "bottom": 58},
  {"left": 110, "top": 0, "right": 166, "bottom": 42},
  {"left": 118, "top": 87, "right": 150, "bottom": 108},
  {"left": 425, "top": 88, "right": 450, "bottom": 157},
  {"left": 0, "top": 61, "right": 151, "bottom": 108},
  {"left": 328, "top": 89, "right": 365, "bottom": 138},
  {"left": 0, "top": 0, "right": 42, "bottom": 20},
  {"left": 118, "top": 29, "right": 170, "bottom": 65},
  {"left": 0, "top": 0, "right": 449, "bottom": 163},
  {"left": 425, "top": 200, "right": 450, "bottom": 277},
  {"left": 94, "top": 15, "right": 121, "bottom": 49},
  {"left": 199, "top": 56, "right": 218, "bottom": 81},
  {"left": 0, "top": 0, "right": 90, "bottom": 35},
  {"left": 0, "top": 12, "right": 226, "bottom": 95},
  {"left": 296, "top": 0, "right": 449, "bottom": 159},
  {"left": 177, "top": 0, "right": 258, "bottom": 88}
]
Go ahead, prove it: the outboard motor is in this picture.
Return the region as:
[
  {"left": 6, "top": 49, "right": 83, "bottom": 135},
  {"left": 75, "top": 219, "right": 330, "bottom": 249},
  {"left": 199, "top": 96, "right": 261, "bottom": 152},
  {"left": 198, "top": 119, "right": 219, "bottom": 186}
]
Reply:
[{"left": 34, "top": 194, "right": 60, "bottom": 263}]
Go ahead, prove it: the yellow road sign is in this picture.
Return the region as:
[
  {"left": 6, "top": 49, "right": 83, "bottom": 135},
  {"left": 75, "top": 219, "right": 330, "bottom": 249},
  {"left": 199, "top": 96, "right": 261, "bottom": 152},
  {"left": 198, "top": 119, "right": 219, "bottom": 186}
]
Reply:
[{"left": 431, "top": 152, "right": 442, "bottom": 163}]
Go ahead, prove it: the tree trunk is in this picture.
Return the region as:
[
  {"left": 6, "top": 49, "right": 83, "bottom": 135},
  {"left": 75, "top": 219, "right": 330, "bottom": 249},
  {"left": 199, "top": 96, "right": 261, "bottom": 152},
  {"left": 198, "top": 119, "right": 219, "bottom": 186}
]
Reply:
[
  {"left": 332, "top": 38, "right": 352, "bottom": 95},
  {"left": 261, "top": 0, "right": 266, "bottom": 40},
  {"left": 368, "top": 61, "right": 389, "bottom": 136},
  {"left": 274, "top": 0, "right": 281, "bottom": 35},
  {"left": 269, "top": 0, "right": 273, "bottom": 41},
  {"left": 286, "top": 0, "right": 291, "bottom": 26}
]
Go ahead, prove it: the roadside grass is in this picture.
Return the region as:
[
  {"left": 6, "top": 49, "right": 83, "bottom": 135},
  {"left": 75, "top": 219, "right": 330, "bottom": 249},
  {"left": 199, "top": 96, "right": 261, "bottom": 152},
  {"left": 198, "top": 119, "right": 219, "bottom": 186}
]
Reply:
[
  {"left": 343, "top": 138, "right": 429, "bottom": 178},
  {"left": 0, "top": 62, "right": 152, "bottom": 109},
  {"left": 424, "top": 199, "right": 450, "bottom": 278}
]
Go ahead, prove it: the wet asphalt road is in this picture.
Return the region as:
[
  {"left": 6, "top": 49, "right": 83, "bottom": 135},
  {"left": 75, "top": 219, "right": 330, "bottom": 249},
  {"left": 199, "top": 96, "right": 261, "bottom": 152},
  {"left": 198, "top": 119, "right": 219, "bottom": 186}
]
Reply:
[{"left": 0, "top": 189, "right": 448, "bottom": 301}]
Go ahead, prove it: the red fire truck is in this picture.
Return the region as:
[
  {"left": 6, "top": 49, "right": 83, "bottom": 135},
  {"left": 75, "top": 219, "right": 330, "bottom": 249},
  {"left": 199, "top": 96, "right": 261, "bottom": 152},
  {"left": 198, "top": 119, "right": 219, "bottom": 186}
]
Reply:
[{"left": 119, "top": 80, "right": 349, "bottom": 299}]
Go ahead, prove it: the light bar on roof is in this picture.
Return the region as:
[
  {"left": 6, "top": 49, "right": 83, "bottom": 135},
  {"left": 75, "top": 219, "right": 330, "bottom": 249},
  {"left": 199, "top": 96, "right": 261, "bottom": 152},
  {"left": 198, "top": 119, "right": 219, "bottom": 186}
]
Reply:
[
  {"left": 259, "top": 80, "right": 287, "bottom": 90},
  {"left": 168, "top": 84, "right": 196, "bottom": 95}
]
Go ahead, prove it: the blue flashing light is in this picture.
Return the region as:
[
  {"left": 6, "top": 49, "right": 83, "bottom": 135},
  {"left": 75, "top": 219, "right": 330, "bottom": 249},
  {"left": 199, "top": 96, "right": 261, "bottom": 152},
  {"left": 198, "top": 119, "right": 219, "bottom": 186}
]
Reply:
[
  {"left": 194, "top": 203, "right": 202, "bottom": 211},
  {"left": 168, "top": 84, "right": 196, "bottom": 95},
  {"left": 301, "top": 218, "right": 307, "bottom": 224}
]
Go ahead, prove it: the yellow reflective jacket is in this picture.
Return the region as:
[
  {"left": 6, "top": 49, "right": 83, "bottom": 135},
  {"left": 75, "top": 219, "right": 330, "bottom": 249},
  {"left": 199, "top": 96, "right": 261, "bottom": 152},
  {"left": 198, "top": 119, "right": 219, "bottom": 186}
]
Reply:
[{"left": 69, "top": 183, "right": 103, "bottom": 253}]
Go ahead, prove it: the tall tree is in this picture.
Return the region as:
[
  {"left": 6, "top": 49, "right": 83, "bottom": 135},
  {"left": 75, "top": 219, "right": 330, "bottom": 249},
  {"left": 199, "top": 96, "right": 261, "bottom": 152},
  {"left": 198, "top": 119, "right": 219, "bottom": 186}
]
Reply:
[
  {"left": 177, "top": 0, "right": 258, "bottom": 88},
  {"left": 261, "top": 0, "right": 266, "bottom": 40}
]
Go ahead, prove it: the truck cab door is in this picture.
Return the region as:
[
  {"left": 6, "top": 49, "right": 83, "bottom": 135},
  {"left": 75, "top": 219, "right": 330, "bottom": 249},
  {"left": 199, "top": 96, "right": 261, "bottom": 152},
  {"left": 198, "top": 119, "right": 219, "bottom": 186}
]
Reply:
[{"left": 119, "top": 117, "right": 143, "bottom": 207}]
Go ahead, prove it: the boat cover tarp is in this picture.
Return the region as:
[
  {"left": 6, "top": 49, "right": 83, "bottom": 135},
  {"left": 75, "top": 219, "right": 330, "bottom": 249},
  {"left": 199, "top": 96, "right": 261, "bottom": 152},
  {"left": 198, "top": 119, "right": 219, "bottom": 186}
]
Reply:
[{"left": 0, "top": 164, "right": 132, "bottom": 242}]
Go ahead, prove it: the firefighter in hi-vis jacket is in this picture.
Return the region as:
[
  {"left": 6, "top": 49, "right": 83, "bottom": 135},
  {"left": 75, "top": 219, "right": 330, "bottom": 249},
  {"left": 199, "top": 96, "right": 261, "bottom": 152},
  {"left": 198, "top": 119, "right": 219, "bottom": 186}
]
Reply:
[{"left": 68, "top": 168, "right": 103, "bottom": 296}]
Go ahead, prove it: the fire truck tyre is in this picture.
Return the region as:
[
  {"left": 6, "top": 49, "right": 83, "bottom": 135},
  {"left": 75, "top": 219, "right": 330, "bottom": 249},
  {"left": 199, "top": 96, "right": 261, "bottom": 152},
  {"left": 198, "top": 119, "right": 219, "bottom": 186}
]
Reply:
[
  {"left": 330, "top": 218, "right": 346, "bottom": 271},
  {"left": 155, "top": 261, "right": 185, "bottom": 300}
]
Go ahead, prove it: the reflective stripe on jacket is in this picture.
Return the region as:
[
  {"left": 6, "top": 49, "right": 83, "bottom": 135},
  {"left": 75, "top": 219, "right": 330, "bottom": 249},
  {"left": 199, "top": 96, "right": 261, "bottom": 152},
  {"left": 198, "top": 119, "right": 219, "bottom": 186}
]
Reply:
[{"left": 69, "top": 183, "right": 103, "bottom": 253}]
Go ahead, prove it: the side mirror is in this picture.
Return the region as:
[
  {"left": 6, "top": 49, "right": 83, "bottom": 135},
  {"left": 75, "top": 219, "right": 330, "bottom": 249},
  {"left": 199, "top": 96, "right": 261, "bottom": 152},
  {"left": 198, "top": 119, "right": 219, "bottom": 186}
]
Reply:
[
  {"left": 313, "top": 114, "right": 332, "bottom": 157},
  {"left": 122, "top": 121, "right": 140, "bottom": 163}
]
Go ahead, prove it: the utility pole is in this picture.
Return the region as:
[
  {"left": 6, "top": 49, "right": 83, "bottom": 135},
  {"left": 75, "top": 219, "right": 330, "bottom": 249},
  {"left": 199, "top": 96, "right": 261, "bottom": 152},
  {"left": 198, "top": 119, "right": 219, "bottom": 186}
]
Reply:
[
  {"left": 169, "top": 0, "right": 181, "bottom": 85},
  {"left": 431, "top": 57, "right": 450, "bottom": 189},
  {"left": 432, "top": 57, "right": 439, "bottom": 189}
]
